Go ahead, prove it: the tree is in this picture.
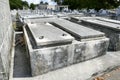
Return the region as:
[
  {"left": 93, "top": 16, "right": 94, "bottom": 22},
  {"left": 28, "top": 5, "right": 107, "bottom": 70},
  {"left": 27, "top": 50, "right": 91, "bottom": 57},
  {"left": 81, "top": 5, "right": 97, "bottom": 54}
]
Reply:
[
  {"left": 22, "top": 1, "right": 29, "bottom": 8},
  {"left": 30, "top": 3, "right": 35, "bottom": 10},
  {"left": 9, "top": 0, "right": 23, "bottom": 9},
  {"left": 62, "top": 0, "right": 120, "bottom": 10},
  {"left": 40, "top": 1, "right": 44, "bottom": 4},
  {"left": 9, "top": 0, "right": 29, "bottom": 10},
  {"left": 55, "top": 0, "right": 62, "bottom": 5},
  {"left": 45, "top": 2, "right": 48, "bottom": 5}
]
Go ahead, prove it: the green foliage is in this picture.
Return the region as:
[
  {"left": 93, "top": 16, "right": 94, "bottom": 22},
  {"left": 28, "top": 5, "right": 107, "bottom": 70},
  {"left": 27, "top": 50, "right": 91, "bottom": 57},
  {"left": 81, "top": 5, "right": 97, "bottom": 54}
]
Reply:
[
  {"left": 55, "top": 0, "right": 62, "bottom": 5},
  {"left": 45, "top": 2, "right": 48, "bottom": 5},
  {"left": 22, "top": 1, "right": 29, "bottom": 7},
  {"left": 9, "top": 0, "right": 29, "bottom": 10},
  {"left": 9, "top": 0, "right": 120, "bottom": 10},
  {"left": 30, "top": 3, "right": 35, "bottom": 10},
  {"left": 62, "top": 0, "right": 120, "bottom": 10},
  {"left": 40, "top": 1, "right": 44, "bottom": 4}
]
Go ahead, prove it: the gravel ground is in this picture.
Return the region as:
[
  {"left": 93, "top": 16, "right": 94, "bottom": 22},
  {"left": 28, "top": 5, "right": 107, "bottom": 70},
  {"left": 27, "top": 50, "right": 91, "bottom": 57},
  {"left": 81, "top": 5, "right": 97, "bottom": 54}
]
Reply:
[{"left": 94, "top": 67, "right": 120, "bottom": 80}]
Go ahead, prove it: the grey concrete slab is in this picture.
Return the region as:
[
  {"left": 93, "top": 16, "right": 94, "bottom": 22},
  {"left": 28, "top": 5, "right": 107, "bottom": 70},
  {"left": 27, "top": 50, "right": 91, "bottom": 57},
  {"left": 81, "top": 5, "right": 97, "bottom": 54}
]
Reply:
[
  {"left": 69, "top": 17, "right": 80, "bottom": 22},
  {"left": 27, "top": 22, "right": 74, "bottom": 46},
  {"left": 13, "top": 51, "right": 120, "bottom": 80},
  {"left": 25, "top": 18, "right": 105, "bottom": 41},
  {"left": 82, "top": 18, "right": 120, "bottom": 31},
  {"left": 53, "top": 19, "right": 105, "bottom": 40},
  {"left": 97, "top": 17, "right": 120, "bottom": 24}
]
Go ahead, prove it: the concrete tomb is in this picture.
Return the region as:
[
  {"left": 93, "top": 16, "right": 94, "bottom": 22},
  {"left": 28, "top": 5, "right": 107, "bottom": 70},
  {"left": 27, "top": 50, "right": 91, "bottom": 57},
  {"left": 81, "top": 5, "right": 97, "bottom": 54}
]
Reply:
[
  {"left": 98, "top": 9, "right": 108, "bottom": 16},
  {"left": 72, "top": 17, "right": 120, "bottom": 51},
  {"left": 116, "top": 6, "right": 120, "bottom": 16},
  {"left": 23, "top": 18, "right": 109, "bottom": 76},
  {"left": 116, "top": 6, "right": 120, "bottom": 20}
]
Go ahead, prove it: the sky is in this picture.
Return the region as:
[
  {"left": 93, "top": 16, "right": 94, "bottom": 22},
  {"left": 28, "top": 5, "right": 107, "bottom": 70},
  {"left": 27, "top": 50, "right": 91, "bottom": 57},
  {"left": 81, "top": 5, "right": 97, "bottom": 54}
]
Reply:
[{"left": 22, "top": 0, "right": 57, "bottom": 5}]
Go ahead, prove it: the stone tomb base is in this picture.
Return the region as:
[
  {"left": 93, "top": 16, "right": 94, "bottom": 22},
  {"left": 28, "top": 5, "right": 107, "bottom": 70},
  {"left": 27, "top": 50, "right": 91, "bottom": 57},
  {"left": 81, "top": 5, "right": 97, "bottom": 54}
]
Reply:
[{"left": 23, "top": 19, "right": 109, "bottom": 76}]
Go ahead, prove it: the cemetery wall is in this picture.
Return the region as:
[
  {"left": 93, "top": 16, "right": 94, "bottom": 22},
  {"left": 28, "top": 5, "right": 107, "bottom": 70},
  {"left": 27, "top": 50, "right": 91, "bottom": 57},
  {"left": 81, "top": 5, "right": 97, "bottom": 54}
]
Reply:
[{"left": 0, "top": 0, "right": 13, "bottom": 79}]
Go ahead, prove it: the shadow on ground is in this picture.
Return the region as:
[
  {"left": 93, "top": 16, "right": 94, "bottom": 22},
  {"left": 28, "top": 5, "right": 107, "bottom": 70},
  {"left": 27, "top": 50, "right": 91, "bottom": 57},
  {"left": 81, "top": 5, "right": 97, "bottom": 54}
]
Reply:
[{"left": 13, "top": 33, "right": 31, "bottom": 77}]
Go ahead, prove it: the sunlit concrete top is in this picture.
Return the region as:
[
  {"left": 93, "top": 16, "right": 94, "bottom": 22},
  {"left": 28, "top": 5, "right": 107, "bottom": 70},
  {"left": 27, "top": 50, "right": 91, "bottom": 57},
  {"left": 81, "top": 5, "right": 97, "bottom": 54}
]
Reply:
[
  {"left": 26, "top": 18, "right": 105, "bottom": 40},
  {"left": 81, "top": 17, "right": 120, "bottom": 31},
  {"left": 97, "top": 17, "right": 120, "bottom": 24},
  {"left": 27, "top": 22, "right": 74, "bottom": 46}
]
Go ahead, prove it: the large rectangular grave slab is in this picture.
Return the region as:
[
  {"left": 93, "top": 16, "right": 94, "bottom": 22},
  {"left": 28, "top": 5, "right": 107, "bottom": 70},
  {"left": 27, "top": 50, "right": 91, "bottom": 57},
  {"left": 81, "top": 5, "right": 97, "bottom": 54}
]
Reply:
[
  {"left": 27, "top": 23, "right": 74, "bottom": 47},
  {"left": 51, "top": 19, "right": 105, "bottom": 40}
]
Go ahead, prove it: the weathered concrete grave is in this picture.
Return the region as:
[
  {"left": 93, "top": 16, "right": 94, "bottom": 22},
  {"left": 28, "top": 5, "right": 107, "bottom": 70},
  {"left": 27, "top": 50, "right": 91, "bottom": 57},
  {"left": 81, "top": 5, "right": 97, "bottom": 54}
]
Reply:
[
  {"left": 116, "top": 6, "right": 120, "bottom": 20},
  {"left": 77, "top": 17, "right": 120, "bottom": 51},
  {"left": 23, "top": 18, "right": 109, "bottom": 76},
  {"left": 98, "top": 9, "right": 108, "bottom": 16}
]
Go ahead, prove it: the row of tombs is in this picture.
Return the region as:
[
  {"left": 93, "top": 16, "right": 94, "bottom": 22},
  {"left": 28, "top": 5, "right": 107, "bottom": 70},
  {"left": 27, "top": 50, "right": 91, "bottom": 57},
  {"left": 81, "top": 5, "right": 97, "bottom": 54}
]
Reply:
[{"left": 20, "top": 15, "right": 120, "bottom": 76}]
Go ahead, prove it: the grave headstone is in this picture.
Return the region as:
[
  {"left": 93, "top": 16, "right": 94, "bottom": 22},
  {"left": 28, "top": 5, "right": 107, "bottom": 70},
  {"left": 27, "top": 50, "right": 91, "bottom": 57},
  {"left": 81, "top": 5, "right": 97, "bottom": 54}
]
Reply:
[
  {"left": 99, "top": 9, "right": 108, "bottom": 16},
  {"left": 116, "top": 6, "right": 120, "bottom": 20}
]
